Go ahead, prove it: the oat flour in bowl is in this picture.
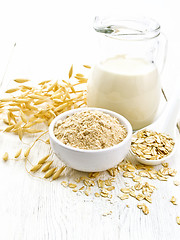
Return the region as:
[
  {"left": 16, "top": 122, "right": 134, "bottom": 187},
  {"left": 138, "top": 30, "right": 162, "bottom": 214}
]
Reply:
[{"left": 54, "top": 110, "right": 127, "bottom": 150}]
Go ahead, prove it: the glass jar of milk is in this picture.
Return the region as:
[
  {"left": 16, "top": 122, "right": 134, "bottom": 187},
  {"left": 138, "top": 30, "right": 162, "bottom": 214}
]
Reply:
[{"left": 87, "top": 17, "right": 167, "bottom": 130}]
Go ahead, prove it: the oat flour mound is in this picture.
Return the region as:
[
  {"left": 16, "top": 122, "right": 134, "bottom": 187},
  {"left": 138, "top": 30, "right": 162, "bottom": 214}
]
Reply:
[{"left": 54, "top": 110, "right": 127, "bottom": 150}]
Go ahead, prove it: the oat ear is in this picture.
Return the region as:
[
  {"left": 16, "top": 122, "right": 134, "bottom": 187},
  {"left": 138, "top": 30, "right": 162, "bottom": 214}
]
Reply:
[{"left": 69, "top": 64, "right": 73, "bottom": 79}]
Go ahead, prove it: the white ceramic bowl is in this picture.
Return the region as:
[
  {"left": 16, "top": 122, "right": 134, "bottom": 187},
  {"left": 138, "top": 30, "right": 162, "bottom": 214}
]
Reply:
[{"left": 49, "top": 107, "right": 132, "bottom": 172}]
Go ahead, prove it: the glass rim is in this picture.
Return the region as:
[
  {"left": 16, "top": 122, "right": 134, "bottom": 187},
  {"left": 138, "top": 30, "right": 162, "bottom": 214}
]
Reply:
[{"left": 94, "top": 16, "right": 161, "bottom": 40}]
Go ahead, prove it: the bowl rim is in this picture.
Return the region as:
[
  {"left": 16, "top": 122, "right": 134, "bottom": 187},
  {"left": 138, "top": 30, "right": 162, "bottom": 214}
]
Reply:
[{"left": 49, "top": 107, "right": 132, "bottom": 153}]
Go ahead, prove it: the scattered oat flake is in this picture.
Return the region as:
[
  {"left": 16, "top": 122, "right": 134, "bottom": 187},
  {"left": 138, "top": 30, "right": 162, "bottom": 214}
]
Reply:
[
  {"left": 118, "top": 194, "right": 129, "bottom": 200},
  {"left": 72, "top": 189, "right": 78, "bottom": 192},
  {"left": 134, "top": 182, "right": 143, "bottom": 190},
  {"left": 80, "top": 176, "right": 89, "bottom": 181},
  {"left": 89, "top": 172, "right": 100, "bottom": 178},
  {"left": 84, "top": 187, "right": 91, "bottom": 196},
  {"left": 157, "top": 175, "right": 168, "bottom": 181},
  {"left": 120, "top": 188, "right": 131, "bottom": 193},
  {"left": 176, "top": 216, "right": 180, "bottom": 225},
  {"left": 162, "top": 162, "right": 169, "bottom": 167},
  {"left": 69, "top": 183, "right": 77, "bottom": 188},
  {"left": 126, "top": 165, "right": 136, "bottom": 172},
  {"left": 129, "top": 191, "right": 136, "bottom": 198},
  {"left": 174, "top": 180, "right": 180, "bottom": 186},
  {"left": 61, "top": 181, "right": 68, "bottom": 187},
  {"left": 98, "top": 179, "right": 105, "bottom": 188},
  {"left": 107, "top": 168, "right": 119, "bottom": 177},
  {"left": 100, "top": 192, "right": 109, "bottom": 198},
  {"left": 137, "top": 203, "right": 149, "bottom": 215},
  {"left": 168, "top": 169, "right": 177, "bottom": 177},
  {"left": 133, "top": 176, "right": 141, "bottom": 182},
  {"left": 123, "top": 171, "right": 134, "bottom": 178},
  {"left": 137, "top": 203, "right": 143, "bottom": 209},
  {"left": 105, "top": 179, "right": 112, "bottom": 186},
  {"left": 145, "top": 196, "right": 152, "bottom": 203},
  {"left": 124, "top": 182, "right": 130, "bottom": 187},
  {"left": 95, "top": 192, "right": 100, "bottom": 197},
  {"left": 170, "top": 196, "right": 177, "bottom": 205},
  {"left": 102, "top": 210, "right": 112, "bottom": 216},
  {"left": 136, "top": 194, "right": 145, "bottom": 201},
  {"left": 74, "top": 177, "right": 81, "bottom": 183},
  {"left": 106, "top": 186, "right": 115, "bottom": 191},
  {"left": 83, "top": 179, "right": 95, "bottom": 187}
]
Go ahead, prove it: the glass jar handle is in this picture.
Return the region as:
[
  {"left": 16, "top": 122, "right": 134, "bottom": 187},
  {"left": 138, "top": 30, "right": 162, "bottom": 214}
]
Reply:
[
  {"left": 157, "top": 32, "right": 168, "bottom": 75},
  {"left": 155, "top": 33, "right": 168, "bottom": 101}
]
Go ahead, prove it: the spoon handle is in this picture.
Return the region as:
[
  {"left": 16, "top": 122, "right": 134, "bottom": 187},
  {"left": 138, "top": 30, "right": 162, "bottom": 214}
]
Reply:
[{"left": 151, "top": 98, "right": 180, "bottom": 136}]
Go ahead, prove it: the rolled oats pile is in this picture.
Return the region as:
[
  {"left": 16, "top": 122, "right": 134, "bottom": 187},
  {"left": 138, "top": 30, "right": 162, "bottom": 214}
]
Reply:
[
  {"left": 131, "top": 129, "right": 175, "bottom": 160},
  {"left": 54, "top": 110, "right": 127, "bottom": 150},
  {"left": 60, "top": 159, "right": 178, "bottom": 218}
]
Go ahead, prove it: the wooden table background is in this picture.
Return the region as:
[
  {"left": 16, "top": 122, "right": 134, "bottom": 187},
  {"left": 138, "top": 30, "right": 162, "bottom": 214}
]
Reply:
[
  {"left": 0, "top": 41, "right": 180, "bottom": 240},
  {"left": 0, "top": 1, "right": 180, "bottom": 239}
]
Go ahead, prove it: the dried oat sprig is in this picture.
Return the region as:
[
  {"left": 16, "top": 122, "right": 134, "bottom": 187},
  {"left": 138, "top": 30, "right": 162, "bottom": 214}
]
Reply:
[
  {"left": 0, "top": 69, "right": 87, "bottom": 139},
  {"left": 14, "top": 79, "right": 30, "bottom": 83},
  {"left": 52, "top": 166, "right": 66, "bottom": 180},
  {"left": 38, "top": 154, "right": 51, "bottom": 164},
  {"left": 30, "top": 164, "right": 43, "bottom": 172},
  {"left": 14, "top": 149, "right": 22, "bottom": 158},
  {"left": 24, "top": 147, "right": 31, "bottom": 158},
  {"left": 69, "top": 64, "right": 73, "bottom": 79},
  {"left": 2, "top": 152, "right": 8, "bottom": 161},
  {"left": 42, "top": 161, "right": 53, "bottom": 172},
  {"left": 23, "top": 130, "right": 49, "bottom": 158},
  {"left": 5, "top": 88, "right": 19, "bottom": 93},
  {"left": 83, "top": 65, "right": 91, "bottom": 69},
  {"left": 44, "top": 167, "right": 57, "bottom": 178}
]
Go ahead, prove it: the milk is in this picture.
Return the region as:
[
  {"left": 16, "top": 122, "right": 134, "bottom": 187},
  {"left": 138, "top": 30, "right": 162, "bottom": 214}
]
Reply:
[{"left": 87, "top": 55, "right": 161, "bottom": 130}]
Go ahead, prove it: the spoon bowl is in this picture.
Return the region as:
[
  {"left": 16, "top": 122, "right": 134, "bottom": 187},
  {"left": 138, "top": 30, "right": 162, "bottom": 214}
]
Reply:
[
  {"left": 130, "top": 98, "right": 180, "bottom": 165},
  {"left": 130, "top": 142, "right": 177, "bottom": 166}
]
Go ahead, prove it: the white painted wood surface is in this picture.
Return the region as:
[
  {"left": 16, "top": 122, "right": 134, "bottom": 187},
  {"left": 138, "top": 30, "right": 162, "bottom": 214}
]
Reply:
[
  {"left": 0, "top": 42, "right": 180, "bottom": 240},
  {"left": 1, "top": 1, "right": 180, "bottom": 239}
]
